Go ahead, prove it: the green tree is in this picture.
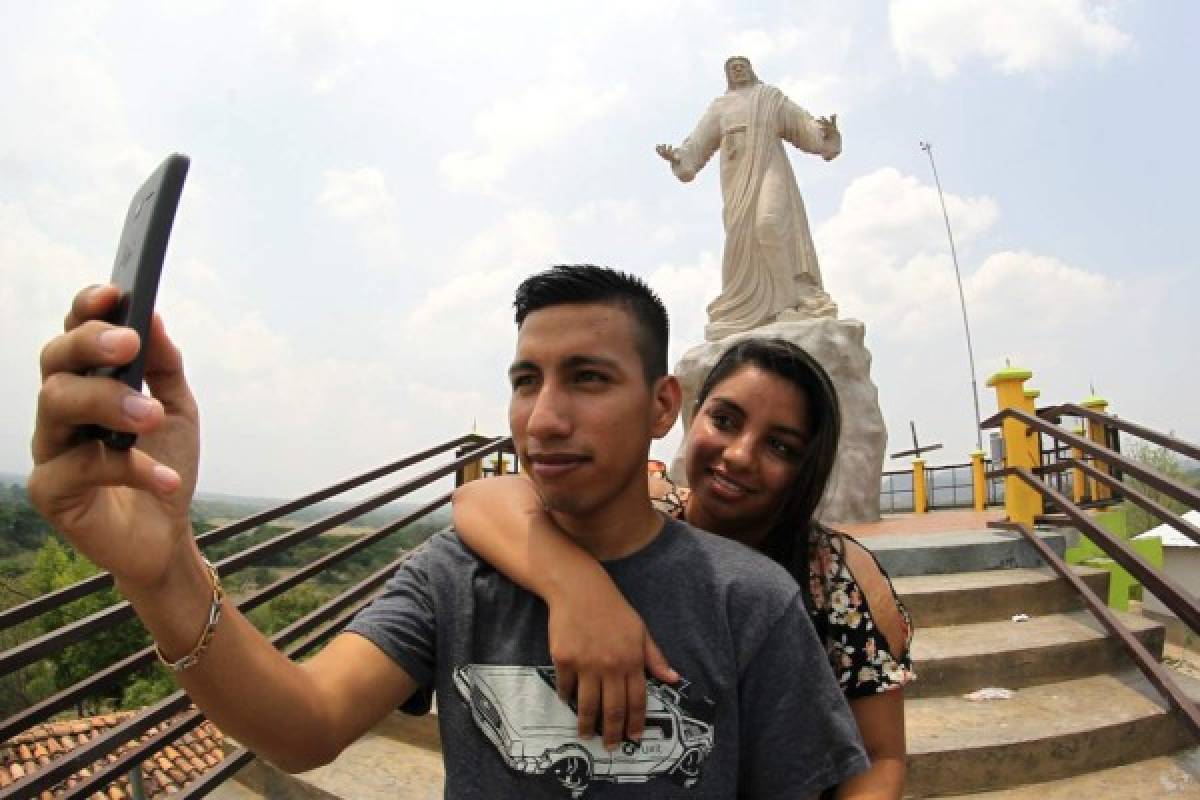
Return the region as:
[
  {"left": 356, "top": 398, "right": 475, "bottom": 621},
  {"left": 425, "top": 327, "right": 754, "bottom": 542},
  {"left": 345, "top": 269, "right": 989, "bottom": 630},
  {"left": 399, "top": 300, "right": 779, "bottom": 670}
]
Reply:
[
  {"left": 27, "top": 539, "right": 153, "bottom": 713},
  {"left": 247, "top": 583, "right": 329, "bottom": 636},
  {"left": 1122, "top": 443, "right": 1200, "bottom": 536},
  {"left": 0, "top": 495, "right": 53, "bottom": 557}
]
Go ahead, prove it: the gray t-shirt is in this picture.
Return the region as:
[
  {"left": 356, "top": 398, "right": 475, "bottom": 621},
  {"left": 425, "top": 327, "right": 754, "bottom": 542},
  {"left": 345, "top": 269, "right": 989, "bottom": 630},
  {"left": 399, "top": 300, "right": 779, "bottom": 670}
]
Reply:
[{"left": 346, "top": 516, "right": 868, "bottom": 799}]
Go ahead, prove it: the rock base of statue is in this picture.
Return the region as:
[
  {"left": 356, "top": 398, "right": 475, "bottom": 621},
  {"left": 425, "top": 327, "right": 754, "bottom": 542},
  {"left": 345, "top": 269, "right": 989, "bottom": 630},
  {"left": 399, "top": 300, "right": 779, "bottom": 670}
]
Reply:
[{"left": 669, "top": 317, "right": 886, "bottom": 524}]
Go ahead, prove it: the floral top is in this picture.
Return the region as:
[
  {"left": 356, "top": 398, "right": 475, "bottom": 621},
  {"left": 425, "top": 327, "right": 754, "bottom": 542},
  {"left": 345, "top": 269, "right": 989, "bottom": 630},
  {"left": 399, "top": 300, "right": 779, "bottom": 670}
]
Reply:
[
  {"left": 649, "top": 468, "right": 915, "bottom": 699},
  {"left": 807, "top": 526, "right": 916, "bottom": 698}
]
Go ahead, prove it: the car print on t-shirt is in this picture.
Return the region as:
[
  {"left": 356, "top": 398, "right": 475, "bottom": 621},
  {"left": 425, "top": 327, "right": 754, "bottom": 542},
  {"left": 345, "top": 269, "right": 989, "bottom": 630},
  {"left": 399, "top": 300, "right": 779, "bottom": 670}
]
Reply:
[{"left": 454, "top": 664, "right": 716, "bottom": 797}]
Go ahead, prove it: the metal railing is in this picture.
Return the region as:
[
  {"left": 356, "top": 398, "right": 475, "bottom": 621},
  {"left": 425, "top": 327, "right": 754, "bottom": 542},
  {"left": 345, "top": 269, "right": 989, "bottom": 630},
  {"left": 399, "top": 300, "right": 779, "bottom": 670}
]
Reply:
[
  {"left": 879, "top": 460, "right": 1004, "bottom": 513},
  {"left": 984, "top": 404, "right": 1200, "bottom": 739},
  {"left": 879, "top": 469, "right": 914, "bottom": 513},
  {"left": 0, "top": 433, "right": 515, "bottom": 799}
]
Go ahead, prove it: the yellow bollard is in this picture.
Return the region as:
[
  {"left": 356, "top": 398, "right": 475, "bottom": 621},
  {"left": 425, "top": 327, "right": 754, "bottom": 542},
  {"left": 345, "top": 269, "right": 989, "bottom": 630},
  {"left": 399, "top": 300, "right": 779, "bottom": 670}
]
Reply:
[
  {"left": 970, "top": 450, "right": 987, "bottom": 512},
  {"left": 912, "top": 458, "right": 927, "bottom": 514},
  {"left": 461, "top": 459, "right": 484, "bottom": 484},
  {"left": 1023, "top": 388, "right": 1043, "bottom": 469},
  {"left": 987, "top": 365, "right": 1042, "bottom": 527},
  {"left": 1071, "top": 426, "right": 1088, "bottom": 504},
  {"left": 456, "top": 442, "right": 485, "bottom": 485},
  {"left": 1081, "top": 395, "right": 1112, "bottom": 501}
]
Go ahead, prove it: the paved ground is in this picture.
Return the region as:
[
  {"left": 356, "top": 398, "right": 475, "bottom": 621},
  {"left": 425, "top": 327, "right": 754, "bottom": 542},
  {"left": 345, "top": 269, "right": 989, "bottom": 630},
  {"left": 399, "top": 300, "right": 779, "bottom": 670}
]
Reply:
[{"left": 834, "top": 509, "right": 1005, "bottom": 538}]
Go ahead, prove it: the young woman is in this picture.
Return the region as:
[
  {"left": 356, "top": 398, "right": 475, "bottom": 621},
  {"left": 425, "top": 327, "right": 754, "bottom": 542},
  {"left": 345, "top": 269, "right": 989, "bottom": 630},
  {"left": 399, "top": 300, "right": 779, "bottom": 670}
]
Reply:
[{"left": 454, "top": 338, "right": 914, "bottom": 798}]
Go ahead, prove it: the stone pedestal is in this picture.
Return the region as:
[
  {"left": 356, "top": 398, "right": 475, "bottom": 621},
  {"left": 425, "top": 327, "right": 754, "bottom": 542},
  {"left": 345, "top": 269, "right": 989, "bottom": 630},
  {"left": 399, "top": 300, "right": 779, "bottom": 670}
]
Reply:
[{"left": 670, "top": 317, "right": 886, "bottom": 523}]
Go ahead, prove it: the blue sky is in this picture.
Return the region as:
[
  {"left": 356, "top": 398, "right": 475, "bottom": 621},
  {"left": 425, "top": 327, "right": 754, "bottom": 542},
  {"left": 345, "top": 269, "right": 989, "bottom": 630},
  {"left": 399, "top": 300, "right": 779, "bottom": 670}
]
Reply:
[{"left": 2, "top": 1, "right": 1196, "bottom": 499}]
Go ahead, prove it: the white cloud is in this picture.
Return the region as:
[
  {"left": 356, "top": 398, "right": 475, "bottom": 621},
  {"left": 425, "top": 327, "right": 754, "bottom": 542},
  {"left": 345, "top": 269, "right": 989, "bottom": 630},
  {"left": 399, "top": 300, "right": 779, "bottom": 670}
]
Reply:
[
  {"left": 647, "top": 253, "right": 722, "bottom": 361},
  {"left": 811, "top": 165, "right": 1138, "bottom": 466},
  {"left": 889, "top": 0, "right": 1131, "bottom": 79},
  {"left": 440, "top": 79, "right": 629, "bottom": 194},
  {"left": 777, "top": 74, "right": 854, "bottom": 118},
  {"left": 817, "top": 166, "right": 999, "bottom": 331},
  {"left": 722, "top": 27, "right": 804, "bottom": 63},
  {"left": 459, "top": 208, "right": 564, "bottom": 273},
  {"left": 316, "top": 167, "right": 404, "bottom": 266},
  {"left": 258, "top": 1, "right": 414, "bottom": 93}
]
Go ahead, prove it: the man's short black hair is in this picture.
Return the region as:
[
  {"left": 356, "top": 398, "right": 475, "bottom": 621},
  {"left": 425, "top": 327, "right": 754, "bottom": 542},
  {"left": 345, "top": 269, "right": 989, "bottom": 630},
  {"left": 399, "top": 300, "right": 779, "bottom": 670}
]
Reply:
[{"left": 513, "top": 265, "right": 669, "bottom": 383}]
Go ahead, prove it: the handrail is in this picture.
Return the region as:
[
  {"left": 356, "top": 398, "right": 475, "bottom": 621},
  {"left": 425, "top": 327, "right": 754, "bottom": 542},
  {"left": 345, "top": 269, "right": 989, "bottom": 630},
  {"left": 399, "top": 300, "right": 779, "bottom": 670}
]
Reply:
[
  {"left": 998, "top": 467, "right": 1200, "bottom": 633},
  {"left": 991, "top": 518, "right": 1200, "bottom": 740},
  {"left": 0, "top": 482, "right": 457, "bottom": 741},
  {"left": 1043, "top": 403, "right": 1200, "bottom": 463},
  {"left": 0, "top": 434, "right": 513, "bottom": 798},
  {"left": 984, "top": 407, "right": 1200, "bottom": 511},
  {"left": 1071, "top": 458, "right": 1200, "bottom": 547},
  {"left": 58, "top": 709, "right": 207, "bottom": 798},
  {"left": 0, "top": 433, "right": 492, "bottom": 633},
  {"left": 0, "top": 537, "right": 426, "bottom": 798},
  {"left": 175, "top": 746, "right": 255, "bottom": 800},
  {"left": 0, "top": 436, "right": 506, "bottom": 676}
]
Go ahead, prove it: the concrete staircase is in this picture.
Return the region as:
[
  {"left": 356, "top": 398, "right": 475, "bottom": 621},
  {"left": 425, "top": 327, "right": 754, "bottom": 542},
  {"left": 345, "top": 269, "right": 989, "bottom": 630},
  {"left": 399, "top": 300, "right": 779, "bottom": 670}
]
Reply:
[{"left": 872, "top": 528, "right": 1200, "bottom": 797}]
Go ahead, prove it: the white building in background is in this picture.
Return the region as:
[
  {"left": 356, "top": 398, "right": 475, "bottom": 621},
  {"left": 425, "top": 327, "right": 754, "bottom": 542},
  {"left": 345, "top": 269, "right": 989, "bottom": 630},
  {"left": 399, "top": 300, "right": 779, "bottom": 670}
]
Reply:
[{"left": 1134, "top": 510, "right": 1200, "bottom": 618}]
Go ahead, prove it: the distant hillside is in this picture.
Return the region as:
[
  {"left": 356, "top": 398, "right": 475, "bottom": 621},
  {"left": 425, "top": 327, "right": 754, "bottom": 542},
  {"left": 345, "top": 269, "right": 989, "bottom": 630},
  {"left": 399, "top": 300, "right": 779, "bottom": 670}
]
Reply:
[
  {"left": 1, "top": 472, "right": 450, "bottom": 532},
  {"left": 0, "top": 472, "right": 27, "bottom": 489},
  {"left": 192, "top": 491, "right": 450, "bottom": 530}
]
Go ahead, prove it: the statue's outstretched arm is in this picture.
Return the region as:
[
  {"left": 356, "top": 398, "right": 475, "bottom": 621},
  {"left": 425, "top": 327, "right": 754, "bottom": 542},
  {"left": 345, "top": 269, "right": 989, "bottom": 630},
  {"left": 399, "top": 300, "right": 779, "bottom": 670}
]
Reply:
[
  {"left": 657, "top": 101, "right": 721, "bottom": 183},
  {"left": 781, "top": 99, "right": 842, "bottom": 161}
]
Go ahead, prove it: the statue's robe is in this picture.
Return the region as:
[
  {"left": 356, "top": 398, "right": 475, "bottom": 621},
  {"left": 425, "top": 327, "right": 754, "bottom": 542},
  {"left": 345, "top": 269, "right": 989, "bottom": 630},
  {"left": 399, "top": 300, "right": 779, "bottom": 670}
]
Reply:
[{"left": 671, "top": 83, "right": 840, "bottom": 340}]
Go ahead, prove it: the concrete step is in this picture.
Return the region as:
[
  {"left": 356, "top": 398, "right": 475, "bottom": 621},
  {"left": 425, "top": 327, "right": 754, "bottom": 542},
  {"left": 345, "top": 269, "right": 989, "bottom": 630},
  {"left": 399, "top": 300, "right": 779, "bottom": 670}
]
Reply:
[
  {"left": 909, "top": 609, "right": 1165, "bottom": 698},
  {"left": 937, "top": 746, "right": 1200, "bottom": 798},
  {"left": 906, "top": 670, "right": 1194, "bottom": 796},
  {"left": 893, "top": 567, "right": 1110, "bottom": 627},
  {"left": 863, "top": 529, "right": 1067, "bottom": 577}
]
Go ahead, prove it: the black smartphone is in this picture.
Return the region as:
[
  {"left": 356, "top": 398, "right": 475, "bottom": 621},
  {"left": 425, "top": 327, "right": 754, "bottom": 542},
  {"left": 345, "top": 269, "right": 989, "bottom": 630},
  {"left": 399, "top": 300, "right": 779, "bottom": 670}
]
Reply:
[{"left": 82, "top": 153, "right": 189, "bottom": 450}]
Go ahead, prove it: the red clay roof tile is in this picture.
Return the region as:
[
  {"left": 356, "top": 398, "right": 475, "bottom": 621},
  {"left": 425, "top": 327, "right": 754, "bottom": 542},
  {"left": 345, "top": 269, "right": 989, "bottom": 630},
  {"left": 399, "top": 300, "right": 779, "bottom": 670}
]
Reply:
[{"left": 0, "top": 708, "right": 224, "bottom": 799}]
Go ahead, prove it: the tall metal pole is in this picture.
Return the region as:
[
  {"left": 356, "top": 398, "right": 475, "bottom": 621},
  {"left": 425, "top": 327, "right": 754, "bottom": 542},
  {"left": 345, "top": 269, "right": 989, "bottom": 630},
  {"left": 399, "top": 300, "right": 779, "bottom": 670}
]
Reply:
[{"left": 920, "top": 140, "right": 984, "bottom": 452}]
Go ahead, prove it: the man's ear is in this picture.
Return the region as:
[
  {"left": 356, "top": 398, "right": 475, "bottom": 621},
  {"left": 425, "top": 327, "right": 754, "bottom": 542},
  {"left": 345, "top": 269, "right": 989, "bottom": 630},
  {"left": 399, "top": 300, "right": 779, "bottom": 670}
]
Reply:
[{"left": 649, "top": 374, "right": 682, "bottom": 439}]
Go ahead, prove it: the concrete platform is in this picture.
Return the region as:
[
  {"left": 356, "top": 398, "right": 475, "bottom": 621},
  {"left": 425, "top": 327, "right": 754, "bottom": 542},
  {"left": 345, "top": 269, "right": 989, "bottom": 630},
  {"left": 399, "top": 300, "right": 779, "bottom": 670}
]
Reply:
[
  {"left": 893, "top": 566, "right": 1109, "bottom": 627},
  {"left": 909, "top": 609, "right": 1165, "bottom": 698},
  {"left": 234, "top": 713, "right": 445, "bottom": 799},
  {"left": 836, "top": 509, "right": 1006, "bottom": 538},
  {"left": 863, "top": 529, "right": 1066, "bottom": 577},
  {"left": 907, "top": 670, "right": 1193, "bottom": 795},
  {"left": 938, "top": 747, "right": 1200, "bottom": 798}
]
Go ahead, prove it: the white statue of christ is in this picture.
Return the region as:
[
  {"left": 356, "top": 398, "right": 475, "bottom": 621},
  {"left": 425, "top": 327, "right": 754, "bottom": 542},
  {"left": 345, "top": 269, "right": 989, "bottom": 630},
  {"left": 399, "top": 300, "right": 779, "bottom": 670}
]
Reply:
[{"left": 657, "top": 56, "right": 842, "bottom": 340}]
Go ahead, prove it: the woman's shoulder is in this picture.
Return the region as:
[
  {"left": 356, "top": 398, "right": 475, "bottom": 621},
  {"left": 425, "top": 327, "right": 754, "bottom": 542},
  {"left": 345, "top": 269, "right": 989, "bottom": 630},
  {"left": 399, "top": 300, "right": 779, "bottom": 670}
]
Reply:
[
  {"left": 813, "top": 528, "right": 917, "bottom": 697},
  {"left": 824, "top": 530, "right": 912, "bottom": 656}
]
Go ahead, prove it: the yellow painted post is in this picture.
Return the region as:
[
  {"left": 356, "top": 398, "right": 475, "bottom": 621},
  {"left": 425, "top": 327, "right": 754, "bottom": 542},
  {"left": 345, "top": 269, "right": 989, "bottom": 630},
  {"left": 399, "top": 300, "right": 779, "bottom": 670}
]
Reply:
[
  {"left": 912, "top": 458, "right": 927, "bottom": 514},
  {"left": 970, "top": 450, "right": 986, "bottom": 512},
  {"left": 987, "top": 365, "right": 1041, "bottom": 527},
  {"left": 1023, "top": 388, "right": 1043, "bottom": 469},
  {"left": 1081, "top": 395, "right": 1111, "bottom": 501},
  {"left": 1071, "top": 426, "right": 1088, "bottom": 504},
  {"left": 461, "top": 459, "right": 483, "bottom": 484},
  {"left": 456, "top": 442, "right": 485, "bottom": 485}
]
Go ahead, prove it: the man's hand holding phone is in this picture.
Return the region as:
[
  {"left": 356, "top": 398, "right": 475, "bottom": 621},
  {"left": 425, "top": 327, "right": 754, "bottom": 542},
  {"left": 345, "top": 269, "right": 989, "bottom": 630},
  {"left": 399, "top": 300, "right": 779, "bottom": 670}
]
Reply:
[{"left": 29, "top": 284, "right": 201, "bottom": 592}]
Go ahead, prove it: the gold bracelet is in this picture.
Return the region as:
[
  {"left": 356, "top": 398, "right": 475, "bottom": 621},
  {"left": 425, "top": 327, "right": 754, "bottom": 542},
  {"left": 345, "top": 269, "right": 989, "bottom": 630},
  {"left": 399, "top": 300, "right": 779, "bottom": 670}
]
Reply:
[{"left": 154, "top": 557, "right": 224, "bottom": 672}]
